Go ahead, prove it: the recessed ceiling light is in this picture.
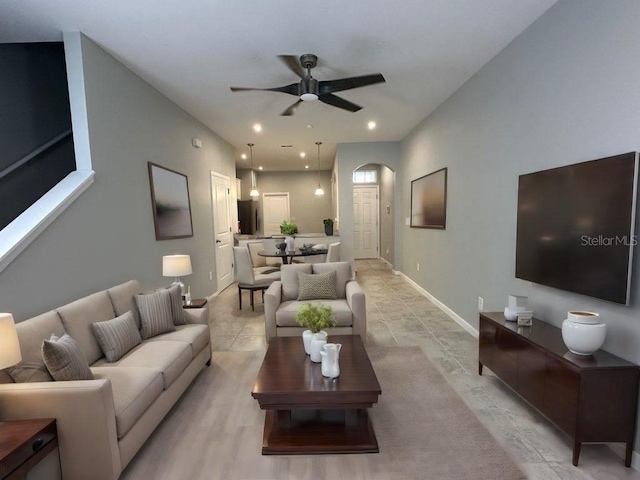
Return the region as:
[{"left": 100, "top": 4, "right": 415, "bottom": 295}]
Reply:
[
  {"left": 241, "top": 153, "right": 247, "bottom": 160},
  {"left": 367, "top": 121, "right": 377, "bottom": 130},
  {"left": 253, "top": 123, "right": 262, "bottom": 133},
  {"left": 306, "top": 124, "right": 313, "bottom": 129},
  {"left": 258, "top": 166, "right": 263, "bottom": 170},
  {"left": 305, "top": 165, "right": 309, "bottom": 169},
  {"left": 300, "top": 152, "right": 306, "bottom": 158}
]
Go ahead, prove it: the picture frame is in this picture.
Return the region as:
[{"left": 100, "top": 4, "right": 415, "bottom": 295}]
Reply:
[
  {"left": 147, "top": 162, "right": 194, "bottom": 240},
  {"left": 410, "top": 167, "right": 447, "bottom": 229}
]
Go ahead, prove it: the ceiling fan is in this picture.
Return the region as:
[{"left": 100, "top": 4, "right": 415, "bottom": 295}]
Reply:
[{"left": 230, "top": 54, "right": 385, "bottom": 116}]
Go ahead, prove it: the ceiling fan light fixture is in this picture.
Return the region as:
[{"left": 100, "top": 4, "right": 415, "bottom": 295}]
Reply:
[{"left": 300, "top": 93, "right": 318, "bottom": 102}]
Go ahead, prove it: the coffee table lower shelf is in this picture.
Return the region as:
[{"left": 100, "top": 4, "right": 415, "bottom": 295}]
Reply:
[{"left": 261, "top": 408, "right": 379, "bottom": 455}]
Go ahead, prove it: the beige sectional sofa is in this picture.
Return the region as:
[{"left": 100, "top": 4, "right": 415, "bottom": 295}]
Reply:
[
  {"left": 263, "top": 262, "right": 366, "bottom": 340},
  {"left": 0, "top": 280, "right": 211, "bottom": 480}
]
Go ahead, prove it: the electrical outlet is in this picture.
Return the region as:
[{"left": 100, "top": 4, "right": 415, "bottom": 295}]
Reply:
[
  {"left": 478, "top": 296, "right": 484, "bottom": 311},
  {"left": 209, "top": 271, "right": 213, "bottom": 281},
  {"left": 386, "top": 247, "right": 390, "bottom": 255},
  {"left": 416, "top": 262, "right": 420, "bottom": 271}
]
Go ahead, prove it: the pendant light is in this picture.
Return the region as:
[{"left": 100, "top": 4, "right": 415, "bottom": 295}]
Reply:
[
  {"left": 314, "top": 141, "right": 324, "bottom": 196},
  {"left": 248, "top": 143, "right": 259, "bottom": 197}
]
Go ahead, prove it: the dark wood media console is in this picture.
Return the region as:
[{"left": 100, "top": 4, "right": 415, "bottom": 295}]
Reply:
[{"left": 479, "top": 312, "right": 639, "bottom": 467}]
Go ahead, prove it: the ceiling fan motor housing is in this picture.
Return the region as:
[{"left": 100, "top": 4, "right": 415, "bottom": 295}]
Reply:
[{"left": 300, "top": 77, "right": 319, "bottom": 100}]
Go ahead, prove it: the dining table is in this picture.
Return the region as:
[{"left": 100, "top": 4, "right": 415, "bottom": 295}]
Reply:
[{"left": 258, "top": 248, "right": 328, "bottom": 265}]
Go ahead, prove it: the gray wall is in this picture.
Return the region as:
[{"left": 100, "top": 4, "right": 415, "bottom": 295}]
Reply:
[
  {"left": 336, "top": 142, "right": 402, "bottom": 267},
  {"left": 245, "top": 170, "right": 333, "bottom": 234},
  {"left": 0, "top": 34, "right": 236, "bottom": 321},
  {"left": 401, "top": 0, "right": 640, "bottom": 361},
  {"left": 379, "top": 165, "right": 395, "bottom": 264}
]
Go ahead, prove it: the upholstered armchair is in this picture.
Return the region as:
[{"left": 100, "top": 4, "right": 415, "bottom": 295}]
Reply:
[{"left": 263, "top": 262, "right": 366, "bottom": 342}]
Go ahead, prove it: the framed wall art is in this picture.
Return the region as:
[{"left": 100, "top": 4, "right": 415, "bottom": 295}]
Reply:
[
  {"left": 147, "top": 162, "right": 194, "bottom": 240},
  {"left": 410, "top": 167, "right": 447, "bottom": 229}
]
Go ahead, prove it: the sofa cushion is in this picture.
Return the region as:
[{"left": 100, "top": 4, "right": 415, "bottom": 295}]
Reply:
[
  {"left": 42, "top": 334, "right": 94, "bottom": 381},
  {"left": 275, "top": 300, "right": 353, "bottom": 327},
  {"left": 7, "top": 311, "right": 65, "bottom": 383},
  {"left": 144, "top": 325, "right": 210, "bottom": 358},
  {"left": 57, "top": 290, "right": 115, "bottom": 365},
  {"left": 135, "top": 290, "right": 176, "bottom": 340},
  {"left": 92, "top": 341, "right": 191, "bottom": 390},
  {"left": 91, "top": 311, "right": 142, "bottom": 362},
  {"left": 107, "top": 280, "right": 143, "bottom": 329},
  {"left": 312, "top": 262, "right": 352, "bottom": 299},
  {"left": 281, "top": 264, "right": 312, "bottom": 301},
  {"left": 91, "top": 366, "right": 163, "bottom": 439},
  {"left": 164, "top": 284, "right": 187, "bottom": 325},
  {"left": 297, "top": 271, "right": 337, "bottom": 301}
]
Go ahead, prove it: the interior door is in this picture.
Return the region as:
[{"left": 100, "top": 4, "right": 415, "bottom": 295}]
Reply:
[
  {"left": 263, "top": 193, "right": 290, "bottom": 235},
  {"left": 211, "top": 172, "right": 233, "bottom": 292},
  {"left": 353, "top": 186, "right": 379, "bottom": 259}
]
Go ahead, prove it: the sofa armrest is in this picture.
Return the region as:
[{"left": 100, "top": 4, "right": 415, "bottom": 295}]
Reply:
[
  {"left": 184, "top": 306, "right": 208, "bottom": 325},
  {"left": 264, "top": 281, "right": 282, "bottom": 341},
  {"left": 346, "top": 280, "right": 367, "bottom": 343},
  {"left": 0, "top": 379, "right": 120, "bottom": 480}
]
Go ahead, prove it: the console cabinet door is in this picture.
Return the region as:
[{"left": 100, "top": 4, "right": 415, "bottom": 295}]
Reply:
[
  {"left": 492, "top": 328, "right": 519, "bottom": 387},
  {"left": 544, "top": 355, "right": 579, "bottom": 436},
  {"left": 479, "top": 317, "right": 496, "bottom": 369},
  {"left": 517, "top": 342, "right": 546, "bottom": 406}
]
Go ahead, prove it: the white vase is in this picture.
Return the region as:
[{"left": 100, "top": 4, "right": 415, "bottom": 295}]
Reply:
[
  {"left": 320, "top": 343, "right": 342, "bottom": 378},
  {"left": 285, "top": 236, "right": 295, "bottom": 251},
  {"left": 309, "top": 331, "right": 328, "bottom": 363},
  {"left": 302, "top": 330, "right": 313, "bottom": 355},
  {"left": 562, "top": 319, "right": 607, "bottom": 356}
]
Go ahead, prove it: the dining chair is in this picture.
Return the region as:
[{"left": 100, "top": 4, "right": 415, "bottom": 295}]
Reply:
[
  {"left": 233, "top": 247, "right": 281, "bottom": 310},
  {"left": 247, "top": 241, "right": 279, "bottom": 273},
  {"left": 326, "top": 242, "right": 341, "bottom": 262}
]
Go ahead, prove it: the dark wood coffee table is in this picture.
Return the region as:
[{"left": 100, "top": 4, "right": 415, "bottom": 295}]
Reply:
[{"left": 251, "top": 335, "right": 382, "bottom": 455}]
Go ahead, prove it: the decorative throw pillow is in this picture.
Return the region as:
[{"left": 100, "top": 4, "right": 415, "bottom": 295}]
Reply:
[
  {"left": 135, "top": 289, "right": 176, "bottom": 339},
  {"left": 165, "top": 284, "right": 187, "bottom": 325},
  {"left": 91, "top": 311, "right": 142, "bottom": 362},
  {"left": 297, "top": 271, "right": 338, "bottom": 301},
  {"left": 42, "top": 334, "right": 94, "bottom": 381}
]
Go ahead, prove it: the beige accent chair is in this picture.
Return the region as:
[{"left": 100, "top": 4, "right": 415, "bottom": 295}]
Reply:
[
  {"left": 263, "top": 262, "right": 366, "bottom": 341},
  {"left": 247, "top": 241, "right": 279, "bottom": 274},
  {"left": 233, "top": 246, "right": 280, "bottom": 310}
]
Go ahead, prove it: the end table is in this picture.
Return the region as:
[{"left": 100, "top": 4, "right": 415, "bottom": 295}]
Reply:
[
  {"left": 0, "top": 419, "right": 59, "bottom": 480},
  {"left": 183, "top": 298, "right": 207, "bottom": 309}
]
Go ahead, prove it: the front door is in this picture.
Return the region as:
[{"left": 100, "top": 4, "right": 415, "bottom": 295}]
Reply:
[
  {"left": 211, "top": 172, "right": 233, "bottom": 292},
  {"left": 263, "top": 192, "right": 290, "bottom": 235},
  {"left": 353, "top": 185, "right": 379, "bottom": 259}
]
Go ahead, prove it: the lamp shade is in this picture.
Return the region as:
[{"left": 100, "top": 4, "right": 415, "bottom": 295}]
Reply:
[
  {"left": 0, "top": 313, "right": 21, "bottom": 369},
  {"left": 162, "top": 255, "right": 192, "bottom": 277}
]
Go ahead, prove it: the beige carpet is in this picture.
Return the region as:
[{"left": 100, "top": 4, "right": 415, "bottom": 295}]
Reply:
[
  {"left": 121, "top": 346, "right": 525, "bottom": 480},
  {"left": 367, "top": 346, "right": 525, "bottom": 479}
]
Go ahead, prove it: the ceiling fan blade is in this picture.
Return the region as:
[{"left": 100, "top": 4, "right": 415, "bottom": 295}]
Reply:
[
  {"left": 281, "top": 100, "right": 303, "bottom": 116},
  {"left": 230, "top": 82, "right": 299, "bottom": 96},
  {"left": 318, "top": 93, "right": 362, "bottom": 112},
  {"left": 319, "top": 73, "right": 386, "bottom": 94},
  {"left": 278, "top": 55, "right": 306, "bottom": 78}
]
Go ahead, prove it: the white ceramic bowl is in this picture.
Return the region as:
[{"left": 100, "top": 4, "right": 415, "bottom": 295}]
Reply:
[
  {"left": 504, "top": 307, "right": 517, "bottom": 321},
  {"left": 567, "top": 311, "right": 600, "bottom": 325},
  {"left": 561, "top": 320, "right": 606, "bottom": 355}
]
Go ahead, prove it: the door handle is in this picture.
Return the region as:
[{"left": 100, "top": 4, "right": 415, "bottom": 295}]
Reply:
[{"left": 216, "top": 240, "right": 222, "bottom": 243}]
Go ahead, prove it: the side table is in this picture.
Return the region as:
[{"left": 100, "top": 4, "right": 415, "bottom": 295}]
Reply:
[
  {"left": 183, "top": 298, "right": 207, "bottom": 309},
  {"left": 0, "top": 419, "right": 60, "bottom": 480}
]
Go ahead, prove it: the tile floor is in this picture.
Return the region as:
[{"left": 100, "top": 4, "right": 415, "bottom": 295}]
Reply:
[{"left": 209, "top": 259, "right": 640, "bottom": 480}]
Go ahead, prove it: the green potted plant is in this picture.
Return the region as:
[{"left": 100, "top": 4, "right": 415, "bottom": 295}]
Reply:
[
  {"left": 323, "top": 218, "right": 334, "bottom": 236},
  {"left": 280, "top": 220, "right": 298, "bottom": 235},
  {"left": 296, "top": 303, "right": 335, "bottom": 356}
]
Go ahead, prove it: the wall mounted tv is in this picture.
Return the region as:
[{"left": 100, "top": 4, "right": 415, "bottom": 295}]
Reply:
[{"left": 516, "top": 152, "right": 638, "bottom": 305}]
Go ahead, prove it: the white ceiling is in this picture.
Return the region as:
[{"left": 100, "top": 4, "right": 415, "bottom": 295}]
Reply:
[{"left": 0, "top": 0, "right": 556, "bottom": 171}]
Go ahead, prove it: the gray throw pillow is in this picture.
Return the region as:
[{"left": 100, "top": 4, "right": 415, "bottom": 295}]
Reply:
[
  {"left": 42, "top": 334, "right": 94, "bottom": 381},
  {"left": 297, "top": 271, "right": 338, "bottom": 301},
  {"left": 91, "top": 311, "right": 142, "bottom": 362},
  {"left": 165, "top": 284, "right": 187, "bottom": 325},
  {"left": 135, "top": 289, "right": 176, "bottom": 339}
]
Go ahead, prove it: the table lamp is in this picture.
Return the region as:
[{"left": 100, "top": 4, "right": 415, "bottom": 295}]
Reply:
[
  {"left": 0, "top": 313, "right": 21, "bottom": 370},
  {"left": 162, "top": 255, "right": 192, "bottom": 298}
]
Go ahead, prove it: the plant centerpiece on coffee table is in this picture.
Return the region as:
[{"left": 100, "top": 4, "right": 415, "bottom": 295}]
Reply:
[{"left": 296, "top": 303, "right": 335, "bottom": 357}]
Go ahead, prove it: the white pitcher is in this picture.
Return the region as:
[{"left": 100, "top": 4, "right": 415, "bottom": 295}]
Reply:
[
  {"left": 320, "top": 343, "right": 342, "bottom": 378},
  {"left": 309, "top": 331, "right": 327, "bottom": 363}
]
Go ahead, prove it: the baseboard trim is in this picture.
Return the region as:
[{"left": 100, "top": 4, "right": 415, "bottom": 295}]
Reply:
[
  {"left": 397, "top": 271, "right": 479, "bottom": 339},
  {"left": 608, "top": 444, "right": 640, "bottom": 471},
  {"left": 380, "top": 257, "right": 393, "bottom": 268}
]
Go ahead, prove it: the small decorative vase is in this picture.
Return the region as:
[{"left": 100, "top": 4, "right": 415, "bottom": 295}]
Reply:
[
  {"left": 302, "top": 330, "right": 313, "bottom": 355},
  {"left": 562, "top": 319, "right": 607, "bottom": 356},
  {"left": 324, "top": 224, "right": 333, "bottom": 236},
  {"left": 320, "top": 343, "right": 342, "bottom": 378},
  {"left": 309, "top": 331, "right": 328, "bottom": 363},
  {"left": 285, "top": 236, "right": 295, "bottom": 251}
]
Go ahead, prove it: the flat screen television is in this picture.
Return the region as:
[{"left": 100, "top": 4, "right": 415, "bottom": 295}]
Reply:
[{"left": 516, "top": 152, "right": 638, "bottom": 305}]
